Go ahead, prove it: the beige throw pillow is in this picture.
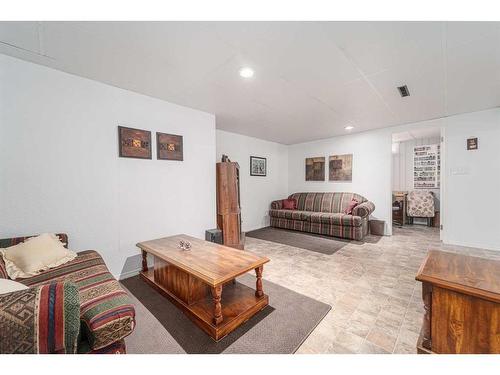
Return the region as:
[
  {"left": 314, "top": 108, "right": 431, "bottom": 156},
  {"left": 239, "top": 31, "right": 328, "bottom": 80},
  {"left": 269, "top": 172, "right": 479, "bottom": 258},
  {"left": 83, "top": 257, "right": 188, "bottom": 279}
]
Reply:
[{"left": 0, "top": 233, "right": 77, "bottom": 280}]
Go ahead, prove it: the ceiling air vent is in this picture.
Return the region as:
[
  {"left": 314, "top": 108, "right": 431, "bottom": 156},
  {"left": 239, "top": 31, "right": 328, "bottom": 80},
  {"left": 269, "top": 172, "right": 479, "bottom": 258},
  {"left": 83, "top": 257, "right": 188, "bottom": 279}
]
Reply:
[{"left": 397, "top": 85, "right": 410, "bottom": 97}]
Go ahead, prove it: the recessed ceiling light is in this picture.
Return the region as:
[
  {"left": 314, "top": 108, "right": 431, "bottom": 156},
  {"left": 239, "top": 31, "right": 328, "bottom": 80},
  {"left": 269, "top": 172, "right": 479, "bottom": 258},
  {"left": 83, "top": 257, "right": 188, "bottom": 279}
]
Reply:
[
  {"left": 239, "top": 67, "right": 254, "bottom": 78},
  {"left": 345, "top": 125, "right": 354, "bottom": 131}
]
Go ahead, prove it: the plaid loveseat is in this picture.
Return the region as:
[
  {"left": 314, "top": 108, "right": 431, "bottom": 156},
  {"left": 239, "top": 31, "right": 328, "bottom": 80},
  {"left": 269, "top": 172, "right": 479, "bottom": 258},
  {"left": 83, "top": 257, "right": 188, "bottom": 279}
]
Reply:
[
  {"left": 0, "top": 234, "right": 135, "bottom": 354},
  {"left": 270, "top": 192, "right": 375, "bottom": 241}
]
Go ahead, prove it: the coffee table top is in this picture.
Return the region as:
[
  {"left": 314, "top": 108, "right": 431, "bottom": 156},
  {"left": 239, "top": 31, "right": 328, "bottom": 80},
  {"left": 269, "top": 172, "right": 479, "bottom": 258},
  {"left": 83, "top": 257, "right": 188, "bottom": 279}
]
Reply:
[{"left": 137, "top": 234, "right": 269, "bottom": 286}]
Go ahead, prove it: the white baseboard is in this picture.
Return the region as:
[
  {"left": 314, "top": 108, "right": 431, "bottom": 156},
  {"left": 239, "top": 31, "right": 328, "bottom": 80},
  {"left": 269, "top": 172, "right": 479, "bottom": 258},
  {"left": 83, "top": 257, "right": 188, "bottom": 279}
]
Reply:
[
  {"left": 443, "top": 239, "right": 500, "bottom": 252},
  {"left": 116, "top": 268, "right": 141, "bottom": 280},
  {"left": 116, "top": 260, "right": 154, "bottom": 280},
  {"left": 243, "top": 225, "right": 268, "bottom": 233}
]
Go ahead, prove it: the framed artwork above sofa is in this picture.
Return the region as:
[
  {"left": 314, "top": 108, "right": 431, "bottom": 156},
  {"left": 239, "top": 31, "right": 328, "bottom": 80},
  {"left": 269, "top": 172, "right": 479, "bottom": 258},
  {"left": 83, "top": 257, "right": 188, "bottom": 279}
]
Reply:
[
  {"left": 305, "top": 157, "right": 325, "bottom": 181},
  {"left": 329, "top": 154, "right": 353, "bottom": 182}
]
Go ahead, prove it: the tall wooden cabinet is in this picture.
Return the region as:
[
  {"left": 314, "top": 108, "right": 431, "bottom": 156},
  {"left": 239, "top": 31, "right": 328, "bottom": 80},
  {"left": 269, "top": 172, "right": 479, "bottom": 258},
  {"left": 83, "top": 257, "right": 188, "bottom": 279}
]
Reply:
[{"left": 216, "top": 161, "right": 244, "bottom": 250}]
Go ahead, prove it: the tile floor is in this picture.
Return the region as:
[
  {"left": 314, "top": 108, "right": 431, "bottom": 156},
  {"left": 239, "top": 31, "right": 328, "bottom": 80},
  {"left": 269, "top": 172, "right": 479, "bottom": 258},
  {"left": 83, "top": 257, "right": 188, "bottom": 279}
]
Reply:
[{"left": 245, "top": 225, "right": 500, "bottom": 354}]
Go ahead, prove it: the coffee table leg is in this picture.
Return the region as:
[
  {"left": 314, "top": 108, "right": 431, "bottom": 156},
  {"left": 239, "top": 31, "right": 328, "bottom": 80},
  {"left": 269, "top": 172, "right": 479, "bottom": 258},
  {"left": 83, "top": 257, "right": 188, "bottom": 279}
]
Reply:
[
  {"left": 141, "top": 250, "right": 148, "bottom": 272},
  {"left": 211, "top": 285, "right": 223, "bottom": 325},
  {"left": 255, "top": 266, "right": 264, "bottom": 297}
]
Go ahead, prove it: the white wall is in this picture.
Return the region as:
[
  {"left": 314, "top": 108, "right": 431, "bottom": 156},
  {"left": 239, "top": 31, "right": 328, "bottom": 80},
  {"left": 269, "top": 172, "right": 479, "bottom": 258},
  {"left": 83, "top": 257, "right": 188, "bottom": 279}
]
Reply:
[
  {"left": 442, "top": 109, "right": 500, "bottom": 250},
  {"left": 392, "top": 136, "right": 441, "bottom": 207},
  {"left": 216, "top": 130, "right": 288, "bottom": 232},
  {"left": 0, "top": 54, "right": 217, "bottom": 278}
]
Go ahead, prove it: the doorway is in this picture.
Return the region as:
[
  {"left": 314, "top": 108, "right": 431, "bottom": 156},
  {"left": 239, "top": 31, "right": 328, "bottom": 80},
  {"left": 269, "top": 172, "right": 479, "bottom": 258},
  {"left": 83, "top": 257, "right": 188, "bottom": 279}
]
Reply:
[{"left": 391, "top": 127, "right": 443, "bottom": 240}]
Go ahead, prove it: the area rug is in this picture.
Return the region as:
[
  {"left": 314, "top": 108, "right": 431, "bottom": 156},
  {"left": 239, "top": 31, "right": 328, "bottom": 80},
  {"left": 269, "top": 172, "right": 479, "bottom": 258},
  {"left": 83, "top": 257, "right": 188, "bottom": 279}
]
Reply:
[
  {"left": 121, "top": 273, "right": 331, "bottom": 354},
  {"left": 246, "top": 226, "right": 350, "bottom": 255}
]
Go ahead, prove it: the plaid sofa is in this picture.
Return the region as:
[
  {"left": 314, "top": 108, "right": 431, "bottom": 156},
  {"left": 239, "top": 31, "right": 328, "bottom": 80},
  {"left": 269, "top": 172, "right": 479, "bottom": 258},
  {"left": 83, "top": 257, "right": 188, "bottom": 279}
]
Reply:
[
  {"left": 0, "top": 234, "right": 135, "bottom": 354},
  {"left": 270, "top": 192, "right": 375, "bottom": 240}
]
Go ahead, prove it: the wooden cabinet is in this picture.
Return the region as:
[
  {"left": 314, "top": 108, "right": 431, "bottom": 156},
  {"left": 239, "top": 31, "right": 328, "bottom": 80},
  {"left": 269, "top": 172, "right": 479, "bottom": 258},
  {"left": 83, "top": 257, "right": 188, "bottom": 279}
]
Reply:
[
  {"left": 216, "top": 161, "right": 244, "bottom": 250},
  {"left": 416, "top": 250, "right": 500, "bottom": 354}
]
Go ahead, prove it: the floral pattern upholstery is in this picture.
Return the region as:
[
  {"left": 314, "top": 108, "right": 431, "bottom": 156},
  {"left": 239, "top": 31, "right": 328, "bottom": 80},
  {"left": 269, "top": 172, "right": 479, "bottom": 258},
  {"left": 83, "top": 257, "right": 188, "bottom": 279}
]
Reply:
[{"left": 407, "top": 190, "right": 435, "bottom": 218}]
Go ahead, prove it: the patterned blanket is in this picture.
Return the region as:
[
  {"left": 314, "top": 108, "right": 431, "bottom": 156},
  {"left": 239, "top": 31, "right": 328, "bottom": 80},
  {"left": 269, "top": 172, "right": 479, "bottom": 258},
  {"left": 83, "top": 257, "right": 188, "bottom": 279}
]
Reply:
[
  {"left": 19, "top": 251, "right": 136, "bottom": 350},
  {"left": 0, "top": 282, "right": 80, "bottom": 354}
]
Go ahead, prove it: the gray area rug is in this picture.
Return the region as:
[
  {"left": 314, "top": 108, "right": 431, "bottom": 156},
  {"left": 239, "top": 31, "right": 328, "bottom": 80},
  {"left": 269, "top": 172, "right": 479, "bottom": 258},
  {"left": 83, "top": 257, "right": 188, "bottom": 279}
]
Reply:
[
  {"left": 246, "top": 226, "right": 350, "bottom": 255},
  {"left": 121, "top": 274, "right": 330, "bottom": 354}
]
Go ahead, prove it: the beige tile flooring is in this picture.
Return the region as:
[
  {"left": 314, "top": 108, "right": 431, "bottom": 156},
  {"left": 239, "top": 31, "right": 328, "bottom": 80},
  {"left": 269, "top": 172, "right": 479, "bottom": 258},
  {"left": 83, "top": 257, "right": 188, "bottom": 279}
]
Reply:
[{"left": 245, "top": 225, "right": 500, "bottom": 354}]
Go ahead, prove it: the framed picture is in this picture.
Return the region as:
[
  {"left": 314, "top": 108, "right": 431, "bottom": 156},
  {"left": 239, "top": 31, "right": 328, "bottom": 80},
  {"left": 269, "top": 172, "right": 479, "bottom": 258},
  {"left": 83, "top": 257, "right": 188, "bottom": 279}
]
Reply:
[
  {"left": 305, "top": 157, "right": 325, "bottom": 181},
  {"left": 118, "top": 126, "right": 152, "bottom": 159},
  {"left": 329, "top": 154, "right": 353, "bottom": 182},
  {"left": 250, "top": 156, "right": 267, "bottom": 176},
  {"left": 157, "top": 132, "right": 183, "bottom": 161},
  {"left": 467, "top": 137, "right": 478, "bottom": 150}
]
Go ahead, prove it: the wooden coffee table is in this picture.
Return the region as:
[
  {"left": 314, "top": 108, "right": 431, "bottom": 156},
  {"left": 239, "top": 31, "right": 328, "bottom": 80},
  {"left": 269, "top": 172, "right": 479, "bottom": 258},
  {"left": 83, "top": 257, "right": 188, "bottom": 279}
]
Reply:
[{"left": 136, "top": 234, "right": 270, "bottom": 341}]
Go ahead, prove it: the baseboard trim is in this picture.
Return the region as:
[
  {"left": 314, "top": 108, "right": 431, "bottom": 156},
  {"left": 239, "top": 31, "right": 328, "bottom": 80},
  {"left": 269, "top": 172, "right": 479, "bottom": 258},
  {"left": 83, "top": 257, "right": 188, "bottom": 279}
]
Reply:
[
  {"left": 117, "top": 268, "right": 141, "bottom": 280},
  {"left": 443, "top": 239, "right": 500, "bottom": 252},
  {"left": 244, "top": 225, "right": 269, "bottom": 233},
  {"left": 117, "top": 260, "right": 154, "bottom": 280}
]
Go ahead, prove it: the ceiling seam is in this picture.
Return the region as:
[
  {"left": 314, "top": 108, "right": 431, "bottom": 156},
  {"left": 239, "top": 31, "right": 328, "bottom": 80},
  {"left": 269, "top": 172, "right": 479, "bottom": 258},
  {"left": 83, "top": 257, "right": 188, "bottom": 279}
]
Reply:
[{"left": 334, "top": 44, "right": 399, "bottom": 121}]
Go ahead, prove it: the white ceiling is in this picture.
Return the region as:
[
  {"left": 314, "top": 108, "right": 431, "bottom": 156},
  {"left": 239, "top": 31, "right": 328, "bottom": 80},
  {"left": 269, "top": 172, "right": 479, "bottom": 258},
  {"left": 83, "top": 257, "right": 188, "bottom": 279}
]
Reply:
[
  {"left": 392, "top": 127, "right": 441, "bottom": 143},
  {"left": 1, "top": 21, "right": 499, "bottom": 144}
]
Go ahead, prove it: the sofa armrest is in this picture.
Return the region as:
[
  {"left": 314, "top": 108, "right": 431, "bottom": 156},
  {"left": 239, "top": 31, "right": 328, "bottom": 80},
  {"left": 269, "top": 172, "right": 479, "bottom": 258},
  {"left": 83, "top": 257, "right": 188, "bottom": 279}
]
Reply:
[
  {"left": 0, "top": 282, "right": 80, "bottom": 354},
  {"left": 352, "top": 201, "right": 375, "bottom": 218},
  {"left": 270, "top": 199, "right": 284, "bottom": 209}
]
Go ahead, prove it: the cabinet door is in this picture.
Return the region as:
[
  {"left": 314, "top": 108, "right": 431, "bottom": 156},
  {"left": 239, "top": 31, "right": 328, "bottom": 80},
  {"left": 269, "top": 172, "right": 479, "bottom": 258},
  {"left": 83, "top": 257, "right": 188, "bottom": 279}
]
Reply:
[{"left": 432, "top": 286, "right": 500, "bottom": 353}]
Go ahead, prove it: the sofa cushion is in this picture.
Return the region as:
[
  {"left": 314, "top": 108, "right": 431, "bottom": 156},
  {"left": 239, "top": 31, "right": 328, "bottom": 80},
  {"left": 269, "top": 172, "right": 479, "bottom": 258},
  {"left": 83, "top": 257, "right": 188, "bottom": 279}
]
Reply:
[
  {"left": 282, "top": 198, "right": 297, "bottom": 210},
  {"left": 289, "top": 192, "right": 367, "bottom": 213},
  {"left": 0, "top": 233, "right": 77, "bottom": 280},
  {"left": 269, "top": 209, "right": 306, "bottom": 221},
  {"left": 308, "top": 212, "right": 363, "bottom": 227},
  {"left": 18, "top": 250, "right": 135, "bottom": 351},
  {"left": 343, "top": 199, "right": 359, "bottom": 214},
  {"left": 0, "top": 234, "right": 69, "bottom": 280}
]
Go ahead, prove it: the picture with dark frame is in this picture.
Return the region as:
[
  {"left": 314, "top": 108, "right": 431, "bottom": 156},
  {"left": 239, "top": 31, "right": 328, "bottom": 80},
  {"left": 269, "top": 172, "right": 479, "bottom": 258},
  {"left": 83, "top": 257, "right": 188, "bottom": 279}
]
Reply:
[
  {"left": 305, "top": 157, "right": 325, "bottom": 181},
  {"left": 157, "top": 132, "right": 183, "bottom": 161},
  {"left": 250, "top": 156, "right": 267, "bottom": 176},
  {"left": 467, "top": 137, "right": 478, "bottom": 150},
  {"left": 118, "top": 126, "right": 152, "bottom": 159},
  {"left": 329, "top": 154, "right": 353, "bottom": 182}
]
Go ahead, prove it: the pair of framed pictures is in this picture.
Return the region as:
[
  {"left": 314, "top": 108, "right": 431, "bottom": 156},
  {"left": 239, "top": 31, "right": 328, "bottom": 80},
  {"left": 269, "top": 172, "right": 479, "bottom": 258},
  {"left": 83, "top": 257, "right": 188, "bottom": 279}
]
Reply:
[
  {"left": 118, "top": 126, "right": 183, "bottom": 161},
  {"left": 305, "top": 154, "right": 353, "bottom": 182}
]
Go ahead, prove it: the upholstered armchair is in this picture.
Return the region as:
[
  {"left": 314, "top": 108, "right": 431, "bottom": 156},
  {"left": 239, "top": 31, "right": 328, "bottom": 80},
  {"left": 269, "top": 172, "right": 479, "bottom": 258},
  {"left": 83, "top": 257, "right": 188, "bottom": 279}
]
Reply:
[{"left": 407, "top": 190, "right": 435, "bottom": 226}]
